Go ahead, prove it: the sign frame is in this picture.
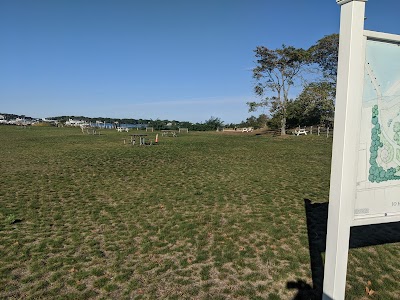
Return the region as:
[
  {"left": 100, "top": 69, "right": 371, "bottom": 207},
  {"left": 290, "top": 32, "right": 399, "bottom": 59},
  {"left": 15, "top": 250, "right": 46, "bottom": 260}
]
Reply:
[{"left": 353, "top": 30, "right": 400, "bottom": 226}]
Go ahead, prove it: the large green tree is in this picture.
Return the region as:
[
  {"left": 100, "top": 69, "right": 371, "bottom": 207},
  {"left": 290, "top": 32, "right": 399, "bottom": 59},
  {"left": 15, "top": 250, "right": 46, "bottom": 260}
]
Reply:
[
  {"left": 240, "top": 114, "right": 268, "bottom": 129},
  {"left": 309, "top": 33, "right": 339, "bottom": 83},
  {"left": 204, "top": 116, "right": 224, "bottom": 130},
  {"left": 286, "top": 81, "right": 335, "bottom": 127},
  {"left": 248, "top": 45, "right": 309, "bottom": 135}
]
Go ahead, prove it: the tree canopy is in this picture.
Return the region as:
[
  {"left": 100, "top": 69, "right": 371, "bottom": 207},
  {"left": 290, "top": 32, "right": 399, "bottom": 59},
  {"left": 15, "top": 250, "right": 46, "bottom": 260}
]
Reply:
[
  {"left": 248, "top": 33, "right": 339, "bottom": 133},
  {"left": 309, "top": 33, "right": 339, "bottom": 83},
  {"left": 286, "top": 81, "right": 335, "bottom": 127},
  {"left": 248, "top": 45, "right": 310, "bottom": 135}
]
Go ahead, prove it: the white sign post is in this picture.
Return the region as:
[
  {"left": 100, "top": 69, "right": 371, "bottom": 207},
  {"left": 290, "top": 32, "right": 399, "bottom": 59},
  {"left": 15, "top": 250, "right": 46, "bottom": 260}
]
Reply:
[
  {"left": 323, "top": 1, "right": 367, "bottom": 299},
  {"left": 324, "top": 1, "right": 400, "bottom": 299}
]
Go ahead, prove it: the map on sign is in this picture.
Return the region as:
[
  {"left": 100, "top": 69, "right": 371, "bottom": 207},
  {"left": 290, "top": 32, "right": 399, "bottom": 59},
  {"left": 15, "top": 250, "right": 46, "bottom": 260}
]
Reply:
[{"left": 355, "top": 37, "right": 400, "bottom": 219}]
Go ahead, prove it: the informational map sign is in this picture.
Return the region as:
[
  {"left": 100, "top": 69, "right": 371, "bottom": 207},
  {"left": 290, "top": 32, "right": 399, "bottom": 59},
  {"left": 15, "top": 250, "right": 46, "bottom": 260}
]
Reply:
[
  {"left": 354, "top": 31, "right": 400, "bottom": 224},
  {"left": 323, "top": 2, "right": 400, "bottom": 299}
]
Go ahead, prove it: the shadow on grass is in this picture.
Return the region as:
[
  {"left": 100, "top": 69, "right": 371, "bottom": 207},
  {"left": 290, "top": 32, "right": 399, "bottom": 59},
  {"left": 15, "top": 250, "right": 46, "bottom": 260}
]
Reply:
[{"left": 287, "top": 199, "right": 400, "bottom": 300}]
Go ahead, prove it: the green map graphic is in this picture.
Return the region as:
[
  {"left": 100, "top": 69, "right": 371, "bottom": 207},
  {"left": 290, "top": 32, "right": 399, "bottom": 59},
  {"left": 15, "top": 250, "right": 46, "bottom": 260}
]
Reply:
[{"left": 368, "top": 105, "right": 400, "bottom": 183}]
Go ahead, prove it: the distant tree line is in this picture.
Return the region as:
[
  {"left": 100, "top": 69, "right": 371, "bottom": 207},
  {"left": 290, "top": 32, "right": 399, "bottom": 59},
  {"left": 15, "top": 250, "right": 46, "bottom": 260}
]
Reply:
[
  {"left": 50, "top": 115, "right": 153, "bottom": 126},
  {"left": 47, "top": 115, "right": 225, "bottom": 131},
  {"left": 248, "top": 33, "right": 339, "bottom": 134},
  {"left": 0, "top": 113, "right": 34, "bottom": 120},
  {"left": 0, "top": 113, "right": 233, "bottom": 131}
]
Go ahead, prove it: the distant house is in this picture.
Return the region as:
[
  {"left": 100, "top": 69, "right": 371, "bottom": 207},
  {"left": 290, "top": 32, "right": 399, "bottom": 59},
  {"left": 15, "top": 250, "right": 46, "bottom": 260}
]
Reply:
[
  {"left": 0, "top": 115, "right": 5, "bottom": 120},
  {"left": 65, "top": 118, "right": 88, "bottom": 127}
]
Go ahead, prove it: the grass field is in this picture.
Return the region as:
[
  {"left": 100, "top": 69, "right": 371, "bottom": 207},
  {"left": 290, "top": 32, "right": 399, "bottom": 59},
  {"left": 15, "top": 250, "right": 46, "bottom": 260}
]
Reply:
[{"left": 0, "top": 126, "right": 399, "bottom": 299}]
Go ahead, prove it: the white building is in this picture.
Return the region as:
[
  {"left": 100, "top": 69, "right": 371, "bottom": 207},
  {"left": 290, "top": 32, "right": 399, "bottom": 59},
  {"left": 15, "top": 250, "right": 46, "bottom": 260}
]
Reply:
[{"left": 65, "top": 118, "right": 88, "bottom": 127}]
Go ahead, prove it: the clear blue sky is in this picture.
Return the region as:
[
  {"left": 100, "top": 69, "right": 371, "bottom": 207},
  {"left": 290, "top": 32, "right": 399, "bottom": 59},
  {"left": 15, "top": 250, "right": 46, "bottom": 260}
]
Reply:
[{"left": 1, "top": 0, "right": 399, "bottom": 123}]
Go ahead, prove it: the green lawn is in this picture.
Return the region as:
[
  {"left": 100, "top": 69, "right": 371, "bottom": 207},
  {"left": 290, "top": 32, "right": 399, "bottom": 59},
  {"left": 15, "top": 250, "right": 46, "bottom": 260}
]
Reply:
[{"left": 0, "top": 126, "right": 398, "bottom": 299}]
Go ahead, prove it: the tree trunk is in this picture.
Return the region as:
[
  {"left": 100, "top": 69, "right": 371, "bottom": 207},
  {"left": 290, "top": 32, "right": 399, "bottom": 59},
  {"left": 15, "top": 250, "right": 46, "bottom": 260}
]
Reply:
[
  {"left": 281, "top": 91, "right": 287, "bottom": 136},
  {"left": 280, "top": 117, "right": 286, "bottom": 135}
]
